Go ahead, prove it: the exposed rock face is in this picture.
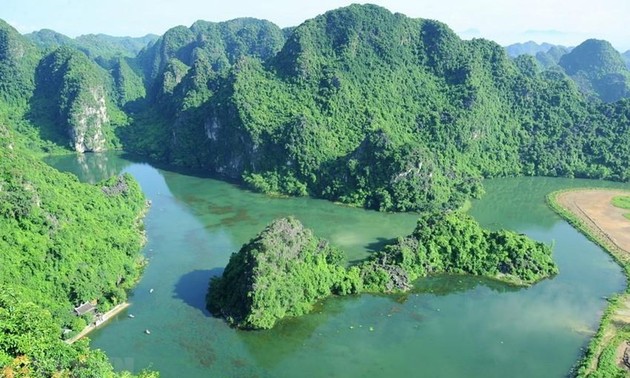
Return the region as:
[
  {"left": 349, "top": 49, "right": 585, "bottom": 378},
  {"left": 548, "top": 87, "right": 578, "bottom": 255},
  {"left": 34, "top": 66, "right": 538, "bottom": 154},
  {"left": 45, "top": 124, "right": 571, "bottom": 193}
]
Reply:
[
  {"left": 32, "top": 47, "right": 116, "bottom": 153},
  {"left": 69, "top": 86, "right": 109, "bottom": 152},
  {"left": 101, "top": 175, "right": 129, "bottom": 196}
]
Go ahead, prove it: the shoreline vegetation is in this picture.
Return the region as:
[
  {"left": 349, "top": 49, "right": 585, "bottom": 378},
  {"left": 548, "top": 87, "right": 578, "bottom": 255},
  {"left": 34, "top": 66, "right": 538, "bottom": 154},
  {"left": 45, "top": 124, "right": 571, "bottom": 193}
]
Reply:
[
  {"left": 208, "top": 213, "right": 557, "bottom": 330},
  {"left": 0, "top": 123, "right": 156, "bottom": 376},
  {"left": 65, "top": 302, "right": 130, "bottom": 345},
  {"left": 547, "top": 188, "right": 630, "bottom": 377}
]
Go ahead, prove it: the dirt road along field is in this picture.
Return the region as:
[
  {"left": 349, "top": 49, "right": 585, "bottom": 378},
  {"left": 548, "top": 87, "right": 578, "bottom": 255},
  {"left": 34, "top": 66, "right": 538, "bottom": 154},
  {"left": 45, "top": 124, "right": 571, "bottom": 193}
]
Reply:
[{"left": 553, "top": 189, "right": 630, "bottom": 375}]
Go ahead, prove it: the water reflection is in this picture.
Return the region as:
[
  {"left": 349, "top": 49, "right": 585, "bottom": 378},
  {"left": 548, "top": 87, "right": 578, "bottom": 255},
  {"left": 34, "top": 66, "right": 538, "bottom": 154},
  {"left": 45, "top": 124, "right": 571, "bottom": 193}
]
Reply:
[
  {"left": 45, "top": 152, "right": 131, "bottom": 183},
  {"left": 237, "top": 296, "right": 350, "bottom": 370},
  {"left": 173, "top": 268, "right": 224, "bottom": 317},
  {"left": 412, "top": 275, "right": 520, "bottom": 296}
]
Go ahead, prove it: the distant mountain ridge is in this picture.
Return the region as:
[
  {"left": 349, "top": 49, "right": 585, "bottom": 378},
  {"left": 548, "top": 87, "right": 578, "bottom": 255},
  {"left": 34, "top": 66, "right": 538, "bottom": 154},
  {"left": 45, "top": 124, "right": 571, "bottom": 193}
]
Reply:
[
  {"left": 505, "top": 41, "right": 557, "bottom": 57},
  {"left": 534, "top": 45, "right": 570, "bottom": 68},
  {"left": 505, "top": 39, "right": 630, "bottom": 102},
  {"left": 559, "top": 39, "right": 630, "bottom": 102},
  {"left": 26, "top": 29, "right": 158, "bottom": 60},
  {"left": 505, "top": 41, "right": 572, "bottom": 69}
]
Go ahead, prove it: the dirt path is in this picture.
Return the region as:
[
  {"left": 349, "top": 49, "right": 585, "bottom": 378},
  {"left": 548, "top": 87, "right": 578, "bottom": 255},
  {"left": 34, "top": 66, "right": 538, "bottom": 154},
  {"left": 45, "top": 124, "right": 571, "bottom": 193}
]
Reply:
[
  {"left": 557, "top": 189, "right": 630, "bottom": 261},
  {"left": 555, "top": 189, "right": 630, "bottom": 374}
]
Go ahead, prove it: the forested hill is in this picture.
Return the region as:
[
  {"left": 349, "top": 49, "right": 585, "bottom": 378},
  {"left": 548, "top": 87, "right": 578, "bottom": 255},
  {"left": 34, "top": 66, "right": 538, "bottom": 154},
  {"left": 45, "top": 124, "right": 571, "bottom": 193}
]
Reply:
[
  {"left": 0, "top": 84, "right": 155, "bottom": 378},
  {"left": 1, "top": 4, "right": 630, "bottom": 214},
  {"left": 505, "top": 41, "right": 556, "bottom": 57},
  {"left": 27, "top": 29, "right": 158, "bottom": 61},
  {"left": 505, "top": 39, "right": 630, "bottom": 102},
  {"left": 559, "top": 39, "right": 630, "bottom": 102},
  {"left": 0, "top": 19, "right": 39, "bottom": 108},
  {"left": 0, "top": 19, "right": 157, "bottom": 378},
  {"left": 121, "top": 4, "right": 630, "bottom": 212}
]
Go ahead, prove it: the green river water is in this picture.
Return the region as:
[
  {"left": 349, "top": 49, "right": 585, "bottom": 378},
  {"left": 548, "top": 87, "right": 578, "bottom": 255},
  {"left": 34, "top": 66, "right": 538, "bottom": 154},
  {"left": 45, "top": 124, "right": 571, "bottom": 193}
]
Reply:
[{"left": 46, "top": 152, "right": 630, "bottom": 378}]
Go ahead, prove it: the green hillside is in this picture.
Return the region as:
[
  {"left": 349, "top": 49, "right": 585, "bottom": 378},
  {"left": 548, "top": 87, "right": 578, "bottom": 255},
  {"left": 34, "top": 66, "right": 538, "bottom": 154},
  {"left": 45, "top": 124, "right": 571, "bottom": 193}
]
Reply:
[
  {"left": 121, "top": 5, "right": 629, "bottom": 212},
  {"left": 0, "top": 18, "right": 156, "bottom": 378},
  {"left": 30, "top": 46, "right": 128, "bottom": 152},
  {"left": 535, "top": 45, "right": 570, "bottom": 68},
  {"left": 0, "top": 20, "right": 40, "bottom": 110},
  {"left": 559, "top": 39, "right": 630, "bottom": 102},
  {"left": 0, "top": 121, "right": 154, "bottom": 376},
  {"left": 27, "top": 29, "right": 158, "bottom": 61},
  {"left": 208, "top": 217, "right": 359, "bottom": 329}
]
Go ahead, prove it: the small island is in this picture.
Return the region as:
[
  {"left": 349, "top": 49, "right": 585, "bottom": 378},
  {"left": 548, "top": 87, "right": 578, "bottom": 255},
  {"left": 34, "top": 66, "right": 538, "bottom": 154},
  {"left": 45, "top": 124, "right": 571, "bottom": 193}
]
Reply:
[
  {"left": 358, "top": 211, "right": 558, "bottom": 291},
  {"left": 207, "top": 213, "right": 558, "bottom": 330},
  {"left": 207, "top": 217, "right": 361, "bottom": 329}
]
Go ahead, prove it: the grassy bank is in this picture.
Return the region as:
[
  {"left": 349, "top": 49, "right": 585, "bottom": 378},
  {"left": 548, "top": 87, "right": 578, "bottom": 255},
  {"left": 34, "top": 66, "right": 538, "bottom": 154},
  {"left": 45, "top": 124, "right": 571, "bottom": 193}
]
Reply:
[
  {"left": 547, "top": 189, "right": 630, "bottom": 377},
  {"left": 612, "top": 195, "right": 630, "bottom": 221}
]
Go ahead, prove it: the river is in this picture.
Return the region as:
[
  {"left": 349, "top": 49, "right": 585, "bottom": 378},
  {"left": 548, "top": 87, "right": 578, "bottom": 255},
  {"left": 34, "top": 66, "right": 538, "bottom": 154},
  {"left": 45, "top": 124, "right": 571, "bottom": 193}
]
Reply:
[{"left": 46, "top": 152, "right": 629, "bottom": 377}]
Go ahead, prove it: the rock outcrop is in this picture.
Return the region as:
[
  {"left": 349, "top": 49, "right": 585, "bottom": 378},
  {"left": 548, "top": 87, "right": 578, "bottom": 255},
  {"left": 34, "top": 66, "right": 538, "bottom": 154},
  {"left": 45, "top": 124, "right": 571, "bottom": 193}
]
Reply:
[
  {"left": 68, "top": 86, "right": 109, "bottom": 152},
  {"left": 207, "top": 217, "right": 360, "bottom": 329},
  {"left": 32, "top": 47, "right": 116, "bottom": 152}
]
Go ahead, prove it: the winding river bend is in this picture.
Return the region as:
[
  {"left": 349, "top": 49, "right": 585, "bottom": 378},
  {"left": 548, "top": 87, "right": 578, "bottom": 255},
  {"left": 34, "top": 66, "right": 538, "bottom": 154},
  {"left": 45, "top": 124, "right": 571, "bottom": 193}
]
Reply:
[{"left": 47, "top": 152, "right": 630, "bottom": 378}]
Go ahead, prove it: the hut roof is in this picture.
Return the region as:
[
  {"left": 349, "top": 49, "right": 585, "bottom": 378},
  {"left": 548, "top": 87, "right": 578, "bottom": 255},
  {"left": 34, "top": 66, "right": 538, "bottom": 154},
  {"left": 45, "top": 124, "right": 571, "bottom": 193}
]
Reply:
[{"left": 74, "top": 302, "right": 96, "bottom": 316}]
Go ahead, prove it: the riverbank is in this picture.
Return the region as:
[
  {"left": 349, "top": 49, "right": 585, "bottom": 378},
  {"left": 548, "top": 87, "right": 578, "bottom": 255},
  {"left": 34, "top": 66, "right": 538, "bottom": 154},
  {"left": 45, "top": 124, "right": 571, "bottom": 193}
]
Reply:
[
  {"left": 65, "top": 302, "right": 130, "bottom": 344},
  {"left": 548, "top": 189, "right": 630, "bottom": 376}
]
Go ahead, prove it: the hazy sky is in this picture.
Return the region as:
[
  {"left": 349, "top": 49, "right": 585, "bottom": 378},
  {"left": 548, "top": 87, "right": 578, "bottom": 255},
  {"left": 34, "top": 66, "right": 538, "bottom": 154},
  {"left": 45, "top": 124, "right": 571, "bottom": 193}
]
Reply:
[{"left": 3, "top": 0, "right": 629, "bottom": 50}]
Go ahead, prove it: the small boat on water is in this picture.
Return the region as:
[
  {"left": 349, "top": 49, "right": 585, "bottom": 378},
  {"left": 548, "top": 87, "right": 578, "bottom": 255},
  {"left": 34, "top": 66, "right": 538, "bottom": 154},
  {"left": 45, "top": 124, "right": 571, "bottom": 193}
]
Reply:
[
  {"left": 128, "top": 314, "right": 135, "bottom": 318},
  {"left": 149, "top": 288, "right": 154, "bottom": 293},
  {"left": 145, "top": 329, "right": 151, "bottom": 335}
]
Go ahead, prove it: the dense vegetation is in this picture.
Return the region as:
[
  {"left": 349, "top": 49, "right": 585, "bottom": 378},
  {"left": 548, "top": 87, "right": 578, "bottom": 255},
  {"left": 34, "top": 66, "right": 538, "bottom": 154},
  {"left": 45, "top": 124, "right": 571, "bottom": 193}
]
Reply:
[
  {"left": 0, "top": 19, "right": 156, "bottom": 377},
  {"left": 208, "top": 214, "right": 557, "bottom": 329},
  {"left": 115, "top": 4, "right": 630, "bottom": 213},
  {"left": 359, "top": 211, "right": 557, "bottom": 291},
  {"left": 0, "top": 20, "right": 39, "bottom": 111},
  {"left": 0, "top": 288, "right": 157, "bottom": 378},
  {"left": 0, "top": 19, "right": 134, "bottom": 154},
  {"left": 559, "top": 39, "right": 630, "bottom": 102},
  {"left": 120, "top": 17, "right": 287, "bottom": 161},
  {"left": 30, "top": 46, "right": 129, "bottom": 152},
  {"left": 0, "top": 121, "right": 156, "bottom": 375},
  {"left": 0, "top": 133, "right": 147, "bottom": 327},
  {"left": 207, "top": 217, "right": 361, "bottom": 329},
  {"left": 3, "top": 5, "right": 630, "bottom": 213}
]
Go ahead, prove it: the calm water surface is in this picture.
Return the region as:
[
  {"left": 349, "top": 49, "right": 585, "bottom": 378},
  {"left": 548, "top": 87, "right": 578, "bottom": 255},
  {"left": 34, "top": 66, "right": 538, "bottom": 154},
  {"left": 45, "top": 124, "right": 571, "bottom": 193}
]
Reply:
[{"left": 47, "top": 153, "right": 630, "bottom": 378}]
